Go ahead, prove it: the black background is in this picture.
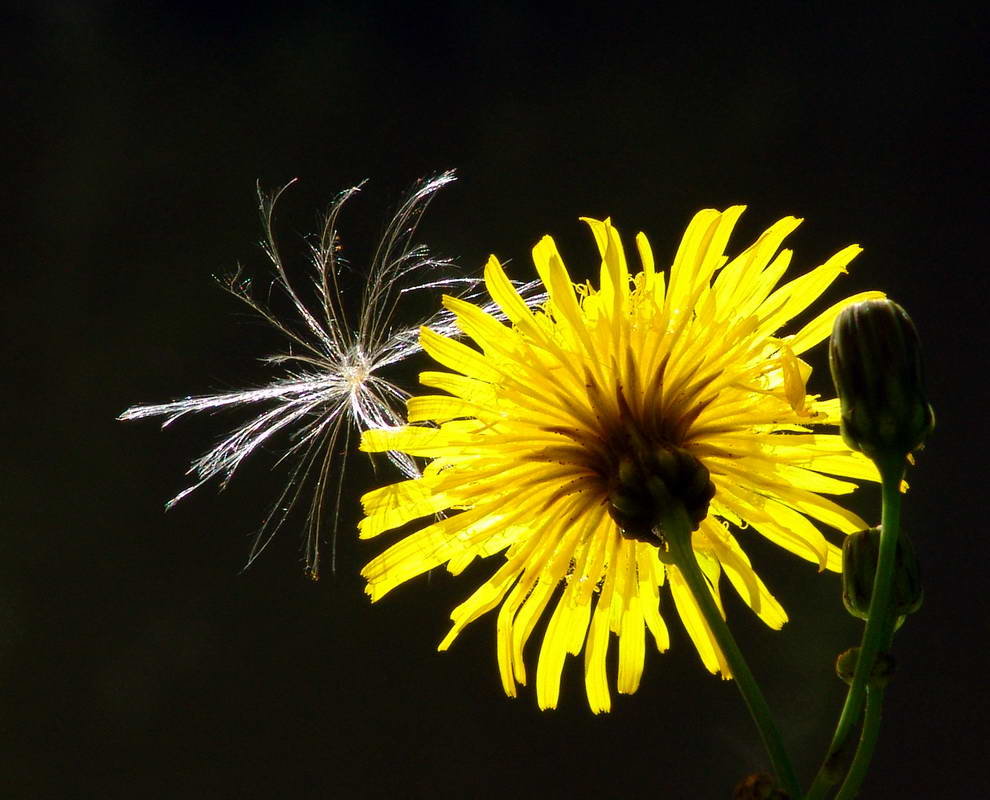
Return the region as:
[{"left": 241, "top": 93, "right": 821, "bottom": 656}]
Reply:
[{"left": 5, "top": 3, "right": 986, "bottom": 798}]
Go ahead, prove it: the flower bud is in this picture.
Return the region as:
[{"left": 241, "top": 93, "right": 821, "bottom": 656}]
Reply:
[
  {"left": 835, "top": 647, "right": 896, "bottom": 688},
  {"left": 842, "top": 527, "right": 923, "bottom": 622},
  {"left": 829, "top": 298, "right": 934, "bottom": 460}
]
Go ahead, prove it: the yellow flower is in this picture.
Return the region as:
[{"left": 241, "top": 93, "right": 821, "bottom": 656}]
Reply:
[{"left": 358, "top": 207, "right": 882, "bottom": 712}]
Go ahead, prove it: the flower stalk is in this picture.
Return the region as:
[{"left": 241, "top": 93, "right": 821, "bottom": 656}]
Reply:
[
  {"left": 661, "top": 502, "right": 801, "bottom": 799},
  {"left": 835, "top": 683, "right": 886, "bottom": 799},
  {"left": 806, "top": 459, "right": 905, "bottom": 799}
]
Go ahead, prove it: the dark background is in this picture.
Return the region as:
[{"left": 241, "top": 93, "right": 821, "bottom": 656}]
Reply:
[{"left": 5, "top": 3, "right": 986, "bottom": 798}]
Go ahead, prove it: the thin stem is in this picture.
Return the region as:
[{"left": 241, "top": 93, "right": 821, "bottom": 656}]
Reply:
[
  {"left": 662, "top": 504, "right": 801, "bottom": 799},
  {"left": 835, "top": 684, "right": 885, "bottom": 798},
  {"left": 835, "top": 590, "right": 898, "bottom": 798},
  {"left": 806, "top": 457, "right": 904, "bottom": 799}
]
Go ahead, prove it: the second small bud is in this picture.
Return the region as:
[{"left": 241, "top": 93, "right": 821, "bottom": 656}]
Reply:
[{"left": 842, "top": 526, "right": 923, "bottom": 627}]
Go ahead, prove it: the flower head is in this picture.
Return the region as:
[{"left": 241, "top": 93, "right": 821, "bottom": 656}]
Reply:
[{"left": 359, "top": 207, "right": 882, "bottom": 711}]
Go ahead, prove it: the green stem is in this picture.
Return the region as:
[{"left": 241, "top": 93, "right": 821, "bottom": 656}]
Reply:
[
  {"left": 835, "top": 685, "right": 885, "bottom": 798},
  {"left": 806, "top": 458, "right": 904, "bottom": 799},
  {"left": 662, "top": 504, "right": 801, "bottom": 799},
  {"left": 835, "top": 593, "right": 898, "bottom": 798}
]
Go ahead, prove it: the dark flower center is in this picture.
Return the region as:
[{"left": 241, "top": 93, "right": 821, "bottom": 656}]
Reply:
[
  {"left": 538, "top": 373, "right": 716, "bottom": 547},
  {"left": 599, "top": 385, "right": 715, "bottom": 546},
  {"left": 605, "top": 437, "right": 715, "bottom": 546}
]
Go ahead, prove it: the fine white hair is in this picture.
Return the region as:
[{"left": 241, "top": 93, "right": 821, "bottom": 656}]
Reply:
[{"left": 121, "top": 172, "right": 544, "bottom": 578}]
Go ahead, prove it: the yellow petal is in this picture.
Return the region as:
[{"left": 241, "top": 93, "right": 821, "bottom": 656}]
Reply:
[
  {"left": 536, "top": 583, "right": 591, "bottom": 710},
  {"left": 787, "top": 290, "right": 886, "bottom": 355},
  {"left": 442, "top": 294, "right": 525, "bottom": 360},
  {"left": 420, "top": 326, "right": 503, "bottom": 382},
  {"left": 637, "top": 545, "right": 670, "bottom": 651},
  {"left": 362, "top": 506, "right": 492, "bottom": 600},
  {"left": 756, "top": 244, "right": 863, "bottom": 335},
  {"left": 358, "top": 478, "right": 449, "bottom": 539},
  {"left": 406, "top": 394, "right": 497, "bottom": 424},
  {"left": 584, "top": 533, "right": 620, "bottom": 713},
  {"left": 439, "top": 534, "right": 542, "bottom": 651},
  {"left": 615, "top": 540, "right": 646, "bottom": 694},
  {"left": 712, "top": 216, "right": 802, "bottom": 312},
  {"left": 668, "top": 565, "right": 727, "bottom": 676},
  {"left": 360, "top": 425, "right": 467, "bottom": 458}
]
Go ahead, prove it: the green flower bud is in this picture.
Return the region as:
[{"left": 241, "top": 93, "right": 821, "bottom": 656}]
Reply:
[
  {"left": 829, "top": 298, "right": 934, "bottom": 461},
  {"left": 842, "top": 527, "right": 923, "bottom": 621},
  {"left": 835, "top": 647, "right": 896, "bottom": 688}
]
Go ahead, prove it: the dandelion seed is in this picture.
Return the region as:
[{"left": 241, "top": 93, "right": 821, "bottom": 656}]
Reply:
[
  {"left": 359, "top": 208, "right": 884, "bottom": 711},
  {"left": 121, "top": 172, "right": 543, "bottom": 579}
]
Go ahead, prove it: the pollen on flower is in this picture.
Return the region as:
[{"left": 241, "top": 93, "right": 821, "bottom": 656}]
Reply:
[{"left": 359, "top": 207, "right": 883, "bottom": 712}]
